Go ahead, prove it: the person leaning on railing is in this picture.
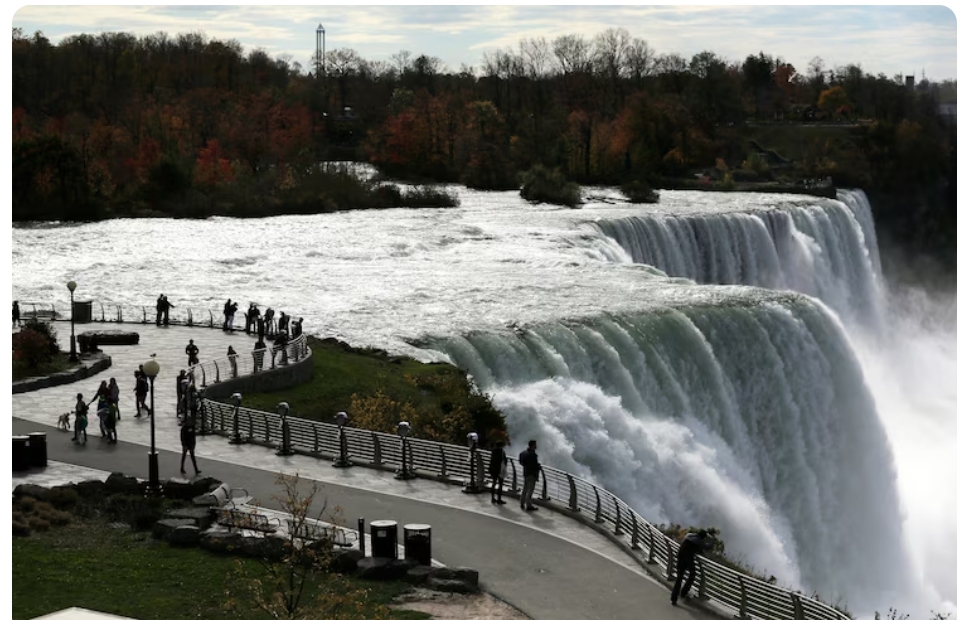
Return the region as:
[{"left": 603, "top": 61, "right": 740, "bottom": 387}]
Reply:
[{"left": 670, "top": 529, "right": 715, "bottom": 606}]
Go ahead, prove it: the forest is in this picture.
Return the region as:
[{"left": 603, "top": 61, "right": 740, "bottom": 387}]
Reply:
[{"left": 11, "top": 27, "right": 957, "bottom": 269}]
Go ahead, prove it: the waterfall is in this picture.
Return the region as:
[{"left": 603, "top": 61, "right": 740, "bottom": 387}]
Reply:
[
  {"left": 426, "top": 294, "right": 913, "bottom": 611},
  {"left": 591, "top": 189, "right": 884, "bottom": 327}
]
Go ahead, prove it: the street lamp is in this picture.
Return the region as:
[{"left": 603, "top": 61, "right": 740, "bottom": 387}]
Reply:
[
  {"left": 229, "top": 392, "right": 244, "bottom": 444},
  {"left": 333, "top": 411, "right": 352, "bottom": 468},
  {"left": 276, "top": 402, "right": 293, "bottom": 456},
  {"left": 66, "top": 280, "right": 78, "bottom": 362},
  {"left": 395, "top": 421, "right": 415, "bottom": 480},
  {"left": 142, "top": 356, "right": 162, "bottom": 497},
  {"left": 463, "top": 431, "right": 483, "bottom": 494}
]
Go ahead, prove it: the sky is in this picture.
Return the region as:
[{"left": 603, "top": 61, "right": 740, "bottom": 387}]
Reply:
[{"left": 8, "top": 3, "right": 959, "bottom": 82}]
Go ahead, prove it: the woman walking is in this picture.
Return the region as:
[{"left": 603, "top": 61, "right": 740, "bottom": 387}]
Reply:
[
  {"left": 108, "top": 377, "right": 121, "bottom": 420},
  {"left": 105, "top": 400, "right": 118, "bottom": 444},
  {"left": 227, "top": 345, "right": 238, "bottom": 378},
  {"left": 180, "top": 417, "right": 200, "bottom": 476},
  {"left": 72, "top": 393, "right": 88, "bottom": 445}
]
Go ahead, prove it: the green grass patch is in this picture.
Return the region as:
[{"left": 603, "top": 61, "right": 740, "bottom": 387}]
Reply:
[
  {"left": 12, "top": 517, "right": 424, "bottom": 620},
  {"left": 237, "top": 337, "right": 507, "bottom": 445}
]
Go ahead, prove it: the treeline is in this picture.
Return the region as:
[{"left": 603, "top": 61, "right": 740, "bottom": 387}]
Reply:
[{"left": 11, "top": 27, "right": 956, "bottom": 265}]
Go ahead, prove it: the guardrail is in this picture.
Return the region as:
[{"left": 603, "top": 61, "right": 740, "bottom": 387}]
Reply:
[
  {"left": 16, "top": 299, "right": 294, "bottom": 335},
  {"left": 196, "top": 399, "right": 848, "bottom": 620},
  {"left": 186, "top": 333, "right": 310, "bottom": 388}
]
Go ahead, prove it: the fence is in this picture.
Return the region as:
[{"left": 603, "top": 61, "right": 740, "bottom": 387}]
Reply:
[
  {"left": 196, "top": 399, "right": 848, "bottom": 620},
  {"left": 17, "top": 299, "right": 294, "bottom": 335},
  {"left": 185, "top": 334, "right": 310, "bottom": 388}
]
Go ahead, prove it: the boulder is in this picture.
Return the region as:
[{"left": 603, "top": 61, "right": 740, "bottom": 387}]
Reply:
[
  {"left": 152, "top": 518, "right": 195, "bottom": 540},
  {"left": 199, "top": 530, "right": 245, "bottom": 554},
  {"left": 426, "top": 576, "right": 479, "bottom": 594},
  {"left": 168, "top": 525, "right": 202, "bottom": 547},
  {"left": 328, "top": 548, "right": 364, "bottom": 574},
  {"left": 105, "top": 472, "right": 140, "bottom": 495},
  {"left": 430, "top": 566, "right": 479, "bottom": 587},
  {"left": 13, "top": 483, "right": 51, "bottom": 502},
  {"left": 164, "top": 507, "right": 214, "bottom": 530},
  {"left": 355, "top": 557, "right": 412, "bottom": 581},
  {"left": 403, "top": 565, "right": 433, "bottom": 585},
  {"left": 73, "top": 479, "right": 107, "bottom": 498}
]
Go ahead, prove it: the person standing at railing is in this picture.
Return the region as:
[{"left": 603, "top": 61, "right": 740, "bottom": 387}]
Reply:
[
  {"left": 253, "top": 339, "right": 266, "bottom": 372},
  {"left": 227, "top": 345, "right": 238, "bottom": 378},
  {"left": 185, "top": 339, "right": 199, "bottom": 366},
  {"left": 162, "top": 295, "right": 174, "bottom": 325},
  {"left": 276, "top": 331, "right": 289, "bottom": 365},
  {"left": 488, "top": 441, "right": 508, "bottom": 505},
  {"left": 155, "top": 295, "right": 164, "bottom": 326},
  {"left": 518, "top": 439, "right": 542, "bottom": 511},
  {"left": 278, "top": 311, "right": 289, "bottom": 335},
  {"left": 264, "top": 307, "right": 275, "bottom": 336},
  {"left": 222, "top": 299, "right": 232, "bottom": 330},
  {"left": 13, "top": 300, "right": 20, "bottom": 328},
  {"left": 670, "top": 529, "right": 713, "bottom": 606},
  {"left": 292, "top": 317, "right": 304, "bottom": 337}
]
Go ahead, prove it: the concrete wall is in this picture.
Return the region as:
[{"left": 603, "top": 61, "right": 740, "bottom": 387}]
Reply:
[
  {"left": 13, "top": 353, "right": 112, "bottom": 394},
  {"left": 201, "top": 349, "right": 314, "bottom": 400}
]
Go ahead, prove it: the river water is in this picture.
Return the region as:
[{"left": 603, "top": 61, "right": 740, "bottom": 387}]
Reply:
[{"left": 11, "top": 185, "right": 956, "bottom": 617}]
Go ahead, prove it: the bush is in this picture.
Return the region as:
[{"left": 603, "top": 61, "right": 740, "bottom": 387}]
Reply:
[
  {"left": 13, "top": 328, "right": 54, "bottom": 369},
  {"left": 519, "top": 165, "right": 581, "bottom": 207},
  {"left": 620, "top": 180, "right": 660, "bottom": 204},
  {"left": 401, "top": 186, "right": 460, "bottom": 208},
  {"left": 103, "top": 494, "right": 164, "bottom": 530},
  {"left": 12, "top": 519, "right": 30, "bottom": 537},
  {"left": 46, "top": 487, "right": 79, "bottom": 510},
  {"left": 27, "top": 516, "right": 50, "bottom": 532}
]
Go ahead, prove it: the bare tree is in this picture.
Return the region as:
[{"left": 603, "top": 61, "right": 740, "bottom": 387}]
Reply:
[
  {"left": 552, "top": 34, "right": 591, "bottom": 75},
  {"left": 626, "top": 38, "right": 656, "bottom": 82},
  {"left": 592, "top": 27, "right": 632, "bottom": 80},
  {"left": 519, "top": 36, "right": 552, "bottom": 79}
]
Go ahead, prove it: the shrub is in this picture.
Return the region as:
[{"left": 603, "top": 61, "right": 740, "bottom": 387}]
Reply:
[
  {"left": 12, "top": 519, "right": 30, "bottom": 537},
  {"left": 16, "top": 496, "right": 37, "bottom": 513},
  {"left": 13, "top": 328, "right": 54, "bottom": 368},
  {"left": 27, "top": 516, "right": 50, "bottom": 532},
  {"left": 46, "top": 487, "right": 79, "bottom": 510},
  {"left": 620, "top": 180, "right": 660, "bottom": 204},
  {"left": 401, "top": 186, "right": 460, "bottom": 208},
  {"left": 719, "top": 172, "right": 735, "bottom": 190},
  {"left": 103, "top": 494, "right": 164, "bottom": 530},
  {"left": 519, "top": 165, "right": 581, "bottom": 207}
]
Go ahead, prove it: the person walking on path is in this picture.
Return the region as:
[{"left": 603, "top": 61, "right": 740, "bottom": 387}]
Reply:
[
  {"left": 488, "top": 441, "right": 508, "bottom": 504},
  {"left": 518, "top": 439, "right": 542, "bottom": 511},
  {"left": 176, "top": 370, "right": 188, "bottom": 417},
  {"left": 13, "top": 300, "right": 20, "bottom": 328},
  {"left": 185, "top": 339, "right": 199, "bottom": 366},
  {"left": 253, "top": 339, "right": 266, "bottom": 372},
  {"left": 72, "top": 393, "right": 89, "bottom": 445},
  {"left": 180, "top": 417, "right": 200, "bottom": 476},
  {"left": 227, "top": 345, "right": 238, "bottom": 378},
  {"left": 105, "top": 400, "right": 118, "bottom": 444},
  {"left": 95, "top": 394, "right": 109, "bottom": 437},
  {"left": 133, "top": 370, "right": 150, "bottom": 417},
  {"left": 670, "top": 529, "right": 713, "bottom": 606},
  {"left": 108, "top": 377, "right": 121, "bottom": 420}
]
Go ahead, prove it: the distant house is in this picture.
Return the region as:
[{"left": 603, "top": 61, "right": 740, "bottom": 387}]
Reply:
[{"left": 938, "top": 103, "right": 956, "bottom": 124}]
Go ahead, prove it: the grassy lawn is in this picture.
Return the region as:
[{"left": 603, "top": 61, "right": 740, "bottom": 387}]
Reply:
[
  {"left": 237, "top": 337, "right": 507, "bottom": 445},
  {"left": 12, "top": 517, "right": 427, "bottom": 620}
]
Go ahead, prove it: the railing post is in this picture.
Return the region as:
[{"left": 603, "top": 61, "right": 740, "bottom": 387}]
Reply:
[
  {"left": 614, "top": 500, "right": 624, "bottom": 535},
  {"left": 566, "top": 474, "right": 578, "bottom": 512},
  {"left": 142, "top": 307, "right": 147, "bottom": 324},
  {"left": 593, "top": 486, "right": 604, "bottom": 523},
  {"left": 247, "top": 415, "right": 254, "bottom": 440},
  {"left": 208, "top": 310, "right": 214, "bottom": 328},
  {"left": 214, "top": 361, "right": 220, "bottom": 383},
  {"left": 646, "top": 525, "right": 656, "bottom": 564},
  {"left": 197, "top": 390, "right": 209, "bottom": 436},
  {"left": 187, "top": 308, "right": 193, "bottom": 326},
  {"left": 791, "top": 593, "right": 805, "bottom": 620},
  {"left": 630, "top": 511, "right": 641, "bottom": 550},
  {"left": 737, "top": 575, "right": 749, "bottom": 620},
  {"left": 117, "top": 306, "right": 123, "bottom": 323},
  {"left": 372, "top": 433, "right": 382, "bottom": 466},
  {"left": 200, "top": 366, "right": 207, "bottom": 387},
  {"left": 262, "top": 412, "right": 270, "bottom": 443},
  {"left": 439, "top": 446, "right": 448, "bottom": 478},
  {"left": 509, "top": 460, "right": 518, "bottom": 492},
  {"left": 540, "top": 471, "right": 548, "bottom": 500},
  {"left": 696, "top": 558, "right": 708, "bottom": 600},
  {"left": 666, "top": 544, "right": 676, "bottom": 581}
]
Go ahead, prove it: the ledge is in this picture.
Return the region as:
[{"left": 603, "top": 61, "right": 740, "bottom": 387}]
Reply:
[{"left": 12, "top": 353, "right": 112, "bottom": 394}]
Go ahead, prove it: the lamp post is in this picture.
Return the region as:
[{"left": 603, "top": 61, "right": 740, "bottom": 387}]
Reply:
[
  {"left": 333, "top": 411, "right": 352, "bottom": 468},
  {"left": 142, "top": 356, "right": 162, "bottom": 497},
  {"left": 463, "top": 431, "right": 483, "bottom": 494},
  {"left": 67, "top": 280, "right": 78, "bottom": 362},
  {"left": 229, "top": 392, "right": 244, "bottom": 444},
  {"left": 276, "top": 402, "right": 293, "bottom": 456},
  {"left": 395, "top": 421, "right": 415, "bottom": 480}
]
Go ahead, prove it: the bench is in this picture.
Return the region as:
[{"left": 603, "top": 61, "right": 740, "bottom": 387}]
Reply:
[
  {"left": 216, "top": 507, "right": 281, "bottom": 533},
  {"left": 286, "top": 519, "right": 358, "bottom": 548}
]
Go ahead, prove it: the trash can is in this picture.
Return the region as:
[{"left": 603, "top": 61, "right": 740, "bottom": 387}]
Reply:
[
  {"left": 27, "top": 432, "right": 47, "bottom": 468},
  {"left": 403, "top": 523, "right": 432, "bottom": 566},
  {"left": 72, "top": 300, "right": 93, "bottom": 323},
  {"left": 12, "top": 436, "right": 30, "bottom": 472},
  {"left": 370, "top": 520, "right": 398, "bottom": 559}
]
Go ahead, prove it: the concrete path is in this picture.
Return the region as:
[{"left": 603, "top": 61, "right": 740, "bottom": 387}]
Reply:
[{"left": 11, "top": 322, "right": 715, "bottom": 620}]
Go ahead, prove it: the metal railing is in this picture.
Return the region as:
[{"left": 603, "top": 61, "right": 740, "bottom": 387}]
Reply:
[
  {"left": 16, "top": 299, "right": 293, "bottom": 335},
  {"left": 185, "top": 333, "right": 310, "bottom": 387},
  {"left": 195, "top": 401, "right": 848, "bottom": 620}
]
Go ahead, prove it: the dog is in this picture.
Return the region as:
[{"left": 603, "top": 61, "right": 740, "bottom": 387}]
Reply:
[{"left": 57, "top": 412, "right": 71, "bottom": 431}]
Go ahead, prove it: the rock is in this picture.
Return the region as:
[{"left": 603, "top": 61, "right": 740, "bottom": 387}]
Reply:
[
  {"left": 13, "top": 483, "right": 51, "bottom": 501},
  {"left": 152, "top": 518, "right": 195, "bottom": 540},
  {"left": 430, "top": 567, "right": 479, "bottom": 587},
  {"left": 168, "top": 525, "right": 201, "bottom": 547},
  {"left": 426, "top": 576, "right": 479, "bottom": 594},
  {"left": 164, "top": 507, "right": 214, "bottom": 530},
  {"left": 356, "top": 557, "right": 411, "bottom": 581},
  {"left": 328, "top": 548, "right": 364, "bottom": 573},
  {"left": 77, "top": 330, "right": 140, "bottom": 353},
  {"left": 105, "top": 472, "right": 140, "bottom": 495},
  {"left": 73, "top": 479, "right": 107, "bottom": 497},
  {"left": 199, "top": 530, "right": 245, "bottom": 554},
  {"left": 403, "top": 565, "right": 433, "bottom": 585}
]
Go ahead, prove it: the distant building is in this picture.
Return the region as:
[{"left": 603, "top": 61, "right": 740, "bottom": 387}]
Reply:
[{"left": 938, "top": 103, "right": 956, "bottom": 124}]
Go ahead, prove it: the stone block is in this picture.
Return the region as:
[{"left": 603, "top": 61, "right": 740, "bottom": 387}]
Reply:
[
  {"left": 164, "top": 507, "right": 214, "bottom": 530},
  {"left": 430, "top": 566, "right": 479, "bottom": 587},
  {"left": 356, "top": 557, "right": 410, "bottom": 581},
  {"left": 168, "top": 525, "right": 202, "bottom": 547},
  {"left": 13, "top": 483, "right": 51, "bottom": 502},
  {"left": 105, "top": 472, "right": 140, "bottom": 495},
  {"left": 74, "top": 479, "right": 107, "bottom": 497},
  {"left": 426, "top": 577, "right": 479, "bottom": 594},
  {"left": 153, "top": 518, "right": 195, "bottom": 540},
  {"left": 403, "top": 565, "right": 433, "bottom": 585},
  {"left": 328, "top": 548, "right": 364, "bottom": 574}
]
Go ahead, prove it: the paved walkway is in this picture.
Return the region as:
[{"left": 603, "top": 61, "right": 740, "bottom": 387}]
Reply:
[{"left": 12, "top": 322, "right": 715, "bottom": 620}]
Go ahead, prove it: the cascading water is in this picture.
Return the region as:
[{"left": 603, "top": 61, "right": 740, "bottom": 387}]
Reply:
[{"left": 426, "top": 292, "right": 913, "bottom": 611}]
